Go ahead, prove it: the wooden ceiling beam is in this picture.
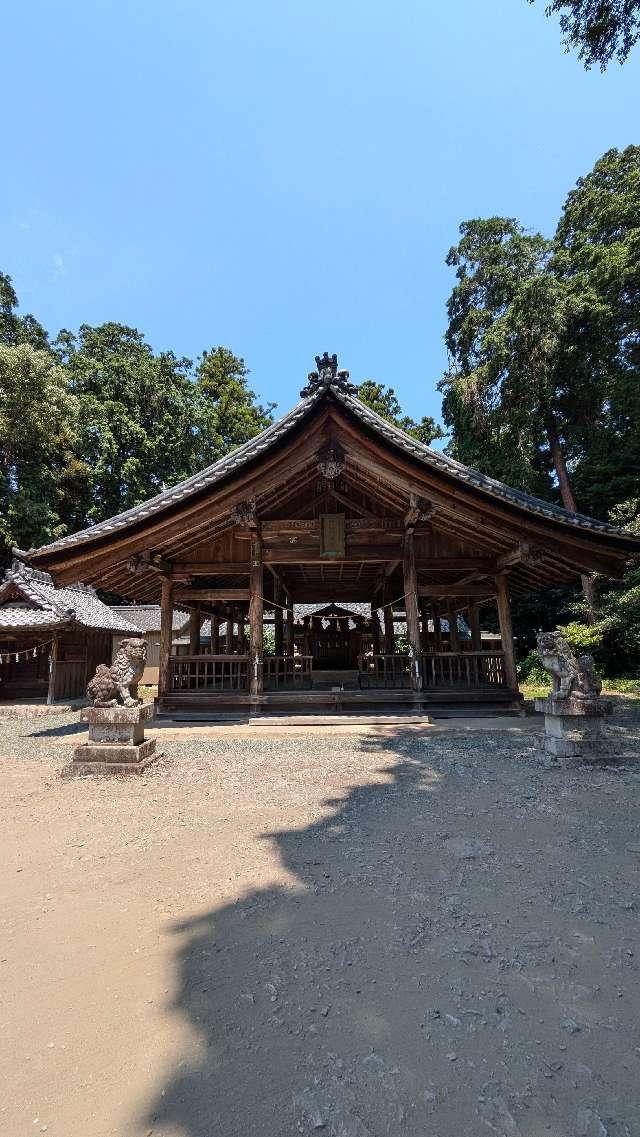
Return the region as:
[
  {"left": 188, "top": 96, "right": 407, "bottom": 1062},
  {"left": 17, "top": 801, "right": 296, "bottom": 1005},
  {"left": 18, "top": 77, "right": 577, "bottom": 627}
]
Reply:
[{"left": 173, "top": 588, "right": 250, "bottom": 602}]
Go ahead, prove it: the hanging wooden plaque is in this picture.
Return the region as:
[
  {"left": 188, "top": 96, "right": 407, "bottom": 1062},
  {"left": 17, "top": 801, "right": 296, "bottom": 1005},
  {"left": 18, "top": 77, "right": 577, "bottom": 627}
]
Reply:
[{"left": 320, "top": 513, "right": 345, "bottom": 558}]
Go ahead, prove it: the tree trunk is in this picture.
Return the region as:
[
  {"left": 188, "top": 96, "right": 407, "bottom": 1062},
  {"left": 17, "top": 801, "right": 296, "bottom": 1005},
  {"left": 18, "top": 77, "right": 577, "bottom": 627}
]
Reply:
[{"left": 545, "top": 416, "right": 597, "bottom": 623}]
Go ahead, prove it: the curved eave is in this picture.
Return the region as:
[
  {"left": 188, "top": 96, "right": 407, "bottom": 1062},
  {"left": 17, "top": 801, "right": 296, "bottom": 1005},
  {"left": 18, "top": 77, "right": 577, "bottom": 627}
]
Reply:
[{"left": 22, "top": 381, "right": 640, "bottom": 568}]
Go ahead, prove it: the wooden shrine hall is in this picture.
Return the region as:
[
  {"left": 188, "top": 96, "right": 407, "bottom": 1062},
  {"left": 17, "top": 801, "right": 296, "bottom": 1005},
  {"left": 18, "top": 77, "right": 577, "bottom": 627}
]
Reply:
[{"left": 20, "top": 353, "right": 640, "bottom": 716}]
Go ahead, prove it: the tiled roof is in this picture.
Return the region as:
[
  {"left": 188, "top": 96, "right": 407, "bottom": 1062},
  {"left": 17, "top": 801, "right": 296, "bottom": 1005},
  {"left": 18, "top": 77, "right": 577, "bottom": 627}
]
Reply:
[
  {"left": 294, "top": 602, "right": 371, "bottom": 620},
  {"left": 0, "top": 609, "right": 63, "bottom": 631},
  {"left": 22, "top": 374, "right": 639, "bottom": 563},
  {"left": 109, "top": 605, "right": 188, "bottom": 633},
  {"left": 0, "top": 561, "right": 139, "bottom": 635}
]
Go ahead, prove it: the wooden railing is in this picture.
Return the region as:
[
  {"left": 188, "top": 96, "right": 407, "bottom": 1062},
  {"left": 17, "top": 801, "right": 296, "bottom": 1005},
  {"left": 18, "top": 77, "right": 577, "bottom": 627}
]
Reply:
[
  {"left": 169, "top": 654, "right": 249, "bottom": 692},
  {"left": 421, "top": 651, "right": 507, "bottom": 689},
  {"left": 264, "top": 655, "right": 313, "bottom": 690},
  {"left": 358, "top": 651, "right": 508, "bottom": 690},
  {"left": 358, "top": 654, "right": 412, "bottom": 688}
]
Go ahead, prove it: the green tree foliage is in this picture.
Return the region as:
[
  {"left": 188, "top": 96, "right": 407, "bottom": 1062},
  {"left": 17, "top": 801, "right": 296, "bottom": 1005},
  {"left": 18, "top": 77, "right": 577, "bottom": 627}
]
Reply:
[
  {"left": 55, "top": 323, "right": 199, "bottom": 524},
  {"left": 0, "top": 272, "right": 49, "bottom": 350},
  {"left": 0, "top": 344, "right": 83, "bottom": 556},
  {"left": 596, "top": 499, "right": 640, "bottom": 675},
  {"left": 553, "top": 146, "right": 640, "bottom": 517},
  {"left": 193, "top": 347, "right": 275, "bottom": 466},
  {"left": 357, "top": 379, "right": 444, "bottom": 446},
  {"left": 441, "top": 148, "right": 640, "bottom": 641},
  {"left": 529, "top": 0, "right": 640, "bottom": 69},
  {"left": 438, "top": 217, "right": 574, "bottom": 502}
]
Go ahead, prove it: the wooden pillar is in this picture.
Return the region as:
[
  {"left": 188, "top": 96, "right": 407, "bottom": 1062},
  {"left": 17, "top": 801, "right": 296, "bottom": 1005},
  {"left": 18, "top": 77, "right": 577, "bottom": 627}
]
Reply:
[
  {"left": 189, "top": 606, "right": 201, "bottom": 655},
  {"left": 284, "top": 596, "right": 294, "bottom": 656},
  {"left": 237, "top": 606, "right": 247, "bottom": 653},
  {"left": 403, "top": 529, "right": 422, "bottom": 689},
  {"left": 225, "top": 606, "right": 234, "bottom": 653},
  {"left": 47, "top": 634, "right": 59, "bottom": 705},
  {"left": 371, "top": 607, "right": 381, "bottom": 654},
  {"left": 432, "top": 602, "right": 442, "bottom": 650},
  {"left": 448, "top": 604, "right": 460, "bottom": 652},
  {"left": 274, "top": 579, "right": 284, "bottom": 656},
  {"left": 158, "top": 577, "right": 173, "bottom": 699},
  {"left": 495, "top": 572, "right": 518, "bottom": 691},
  {"left": 468, "top": 599, "right": 482, "bottom": 651},
  {"left": 382, "top": 589, "right": 395, "bottom": 653},
  {"left": 419, "top": 600, "right": 430, "bottom": 650},
  {"left": 249, "top": 534, "right": 264, "bottom": 695},
  {"left": 211, "top": 614, "right": 220, "bottom": 654}
]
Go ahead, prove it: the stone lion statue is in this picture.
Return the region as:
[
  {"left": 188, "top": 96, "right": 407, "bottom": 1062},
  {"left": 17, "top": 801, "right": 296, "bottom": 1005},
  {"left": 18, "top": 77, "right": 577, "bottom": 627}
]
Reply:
[
  {"left": 536, "top": 631, "right": 602, "bottom": 700},
  {"left": 87, "top": 637, "right": 147, "bottom": 707}
]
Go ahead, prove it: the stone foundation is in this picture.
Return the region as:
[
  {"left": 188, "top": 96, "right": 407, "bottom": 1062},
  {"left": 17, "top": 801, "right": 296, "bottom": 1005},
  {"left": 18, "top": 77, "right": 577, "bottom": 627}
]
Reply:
[
  {"left": 70, "top": 702, "right": 159, "bottom": 776},
  {"left": 535, "top": 693, "right": 614, "bottom": 763}
]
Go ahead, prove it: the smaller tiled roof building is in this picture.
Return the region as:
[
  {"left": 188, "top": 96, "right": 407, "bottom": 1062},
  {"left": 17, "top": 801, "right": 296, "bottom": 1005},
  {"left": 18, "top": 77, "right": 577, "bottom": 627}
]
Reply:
[{"left": 0, "top": 561, "right": 138, "bottom": 703}]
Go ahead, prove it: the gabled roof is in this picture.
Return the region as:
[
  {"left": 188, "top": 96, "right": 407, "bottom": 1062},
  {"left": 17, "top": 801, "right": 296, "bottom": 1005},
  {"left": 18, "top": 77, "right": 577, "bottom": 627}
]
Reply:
[
  {"left": 20, "top": 367, "right": 640, "bottom": 567},
  {"left": 0, "top": 561, "right": 139, "bottom": 635},
  {"left": 294, "top": 602, "right": 371, "bottom": 620}
]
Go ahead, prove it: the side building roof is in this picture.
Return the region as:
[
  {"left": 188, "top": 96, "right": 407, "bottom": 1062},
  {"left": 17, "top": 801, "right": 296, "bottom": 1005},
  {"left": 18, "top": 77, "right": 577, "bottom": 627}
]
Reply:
[{"left": 0, "top": 561, "right": 140, "bottom": 636}]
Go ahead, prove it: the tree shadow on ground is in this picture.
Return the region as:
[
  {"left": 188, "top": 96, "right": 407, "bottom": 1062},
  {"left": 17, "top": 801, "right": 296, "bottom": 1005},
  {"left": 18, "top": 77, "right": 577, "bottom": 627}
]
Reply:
[{"left": 142, "top": 728, "right": 639, "bottom": 1137}]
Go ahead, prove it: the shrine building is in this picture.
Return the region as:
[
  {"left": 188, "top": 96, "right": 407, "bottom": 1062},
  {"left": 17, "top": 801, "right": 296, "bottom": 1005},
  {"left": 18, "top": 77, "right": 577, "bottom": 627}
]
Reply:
[{"left": 19, "top": 354, "right": 640, "bottom": 716}]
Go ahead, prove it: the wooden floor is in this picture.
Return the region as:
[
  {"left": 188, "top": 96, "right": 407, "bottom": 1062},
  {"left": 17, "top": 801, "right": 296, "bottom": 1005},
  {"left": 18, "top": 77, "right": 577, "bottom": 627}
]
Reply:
[{"left": 156, "top": 686, "right": 518, "bottom": 718}]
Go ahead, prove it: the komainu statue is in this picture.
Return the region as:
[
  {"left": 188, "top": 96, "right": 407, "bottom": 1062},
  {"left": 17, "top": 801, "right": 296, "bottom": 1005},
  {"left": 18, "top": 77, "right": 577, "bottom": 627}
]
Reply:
[
  {"left": 536, "top": 631, "right": 602, "bottom": 700},
  {"left": 87, "top": 637, "right": 147, "bottom": 707}
]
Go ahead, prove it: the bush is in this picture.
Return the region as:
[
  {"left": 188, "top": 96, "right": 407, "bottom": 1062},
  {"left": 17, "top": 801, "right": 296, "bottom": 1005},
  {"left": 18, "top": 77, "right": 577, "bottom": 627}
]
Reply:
[
  {"left": 517, "top": 649, "right": 550, "bottom": 686},
  {"left": 556, "top": 620, "right": 604, "bottom": 656}
]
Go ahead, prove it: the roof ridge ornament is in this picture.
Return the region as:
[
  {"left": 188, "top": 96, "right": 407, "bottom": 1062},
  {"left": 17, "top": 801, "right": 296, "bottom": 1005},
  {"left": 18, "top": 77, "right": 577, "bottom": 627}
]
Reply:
[{"left": 300, "top": 352, "right": 358, "bottom": 398}]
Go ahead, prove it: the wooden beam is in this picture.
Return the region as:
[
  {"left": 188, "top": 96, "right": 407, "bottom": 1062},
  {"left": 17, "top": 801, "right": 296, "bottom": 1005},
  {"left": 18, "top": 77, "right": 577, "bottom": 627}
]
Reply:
[
  {"left": 418, "top": 584, "right": 496, "bottom": 598},
  {"left": 173, "top": 588, "right": 250, "bottom": 602},
  {"left": 263, "top": 545, "right": 402, "bottom": 564},
  {"left": 172, "top": 562, "right": 250, "bottom": 578},
  {"left": 417, "top": 557, "right": 496, "bottom": 572}
]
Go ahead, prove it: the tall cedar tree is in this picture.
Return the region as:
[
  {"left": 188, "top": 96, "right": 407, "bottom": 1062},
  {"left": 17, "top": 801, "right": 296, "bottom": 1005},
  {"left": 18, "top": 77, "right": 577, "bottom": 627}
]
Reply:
[{"left": 357, "top": 380, "right": 444, "bottom": 446}]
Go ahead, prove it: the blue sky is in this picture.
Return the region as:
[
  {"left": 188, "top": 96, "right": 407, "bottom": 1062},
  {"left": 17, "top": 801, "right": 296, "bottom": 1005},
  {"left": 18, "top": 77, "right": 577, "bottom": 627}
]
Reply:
[{"left": 2, "top": 0, "right": 638, "bottom": 437}]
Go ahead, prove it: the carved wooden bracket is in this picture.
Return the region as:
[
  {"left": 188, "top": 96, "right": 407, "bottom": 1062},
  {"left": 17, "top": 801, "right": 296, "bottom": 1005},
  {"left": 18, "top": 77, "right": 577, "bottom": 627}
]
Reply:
[
  {"left": 317, "top": 447, "right": 345, "bottom": 480},
  {"left": 231, "top": 498, "right": 258, "bottom": 527},
  {"left": 404, "top": 493, "right": 437, "bottom": 529}
]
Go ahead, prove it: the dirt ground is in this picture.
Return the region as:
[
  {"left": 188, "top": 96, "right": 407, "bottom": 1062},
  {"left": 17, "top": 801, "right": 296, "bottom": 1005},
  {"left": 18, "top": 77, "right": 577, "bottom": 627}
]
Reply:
[{"left": 1, "top": 703, "right": 640, "bottom": 1137}]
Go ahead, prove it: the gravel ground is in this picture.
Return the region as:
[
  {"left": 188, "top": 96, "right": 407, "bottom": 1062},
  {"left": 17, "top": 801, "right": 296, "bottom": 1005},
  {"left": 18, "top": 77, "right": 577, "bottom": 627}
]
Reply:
[{"left": 1, "top": 701, "right": 639, "bottom": 1137}]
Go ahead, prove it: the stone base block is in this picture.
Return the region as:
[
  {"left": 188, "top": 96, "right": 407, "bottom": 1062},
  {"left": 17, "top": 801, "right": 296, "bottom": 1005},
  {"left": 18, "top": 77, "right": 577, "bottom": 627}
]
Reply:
[
  {"left": 71, "top": 701, "right": 159, "bottom": 776},
  {"left": 541, "top": 734, "right": 615, "bottom": 762},
  {"left": 69, "top": 737, "right": 159, "bottom": 777}
]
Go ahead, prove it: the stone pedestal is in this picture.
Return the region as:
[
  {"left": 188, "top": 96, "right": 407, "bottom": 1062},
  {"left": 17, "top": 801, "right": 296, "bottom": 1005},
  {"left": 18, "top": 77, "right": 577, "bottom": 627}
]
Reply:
[
  {"left": 71, "top": 702, "right": 158, "bottom": 775},
  {"left": 535, "top": 693, "right": 613, "bottom": 762}
]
